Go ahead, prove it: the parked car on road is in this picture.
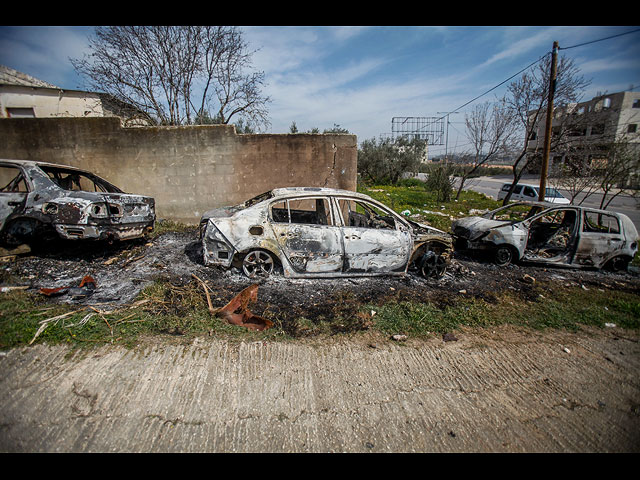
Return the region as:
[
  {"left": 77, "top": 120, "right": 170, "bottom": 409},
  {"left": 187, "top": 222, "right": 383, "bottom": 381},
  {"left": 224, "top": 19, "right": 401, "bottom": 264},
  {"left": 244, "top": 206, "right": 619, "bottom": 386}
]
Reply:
[
  {"left": 497, "top": 183, "right": 570, "bottom": 204},
  {"left": 200, "top": 187, "right": 453, "bottom": 279},
  {"left": 451, "top": 201, "right": 638, "bottom": 271},
  {"left": 0, "top": 159, "right": 155, "bottom": 246}
]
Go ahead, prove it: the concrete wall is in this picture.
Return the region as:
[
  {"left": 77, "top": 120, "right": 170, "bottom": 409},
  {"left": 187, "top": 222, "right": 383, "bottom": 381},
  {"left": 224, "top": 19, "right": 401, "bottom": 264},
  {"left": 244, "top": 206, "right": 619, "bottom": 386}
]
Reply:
[{"left": 0, "top": 117, "right": 358, "bottom": 224}]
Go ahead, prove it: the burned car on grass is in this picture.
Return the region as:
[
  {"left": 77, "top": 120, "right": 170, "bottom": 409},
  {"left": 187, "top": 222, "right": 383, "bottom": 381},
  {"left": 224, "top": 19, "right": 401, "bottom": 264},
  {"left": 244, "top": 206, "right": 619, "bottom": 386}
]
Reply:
[
  {"left": 200, "top": 187, "right": 453, "bottom": 279},
  {"left": 0, "top": 159, "right": 155, "bottom": 246},
  {"left": 451, "top": 201, "right": 638, "bottom": 271}
]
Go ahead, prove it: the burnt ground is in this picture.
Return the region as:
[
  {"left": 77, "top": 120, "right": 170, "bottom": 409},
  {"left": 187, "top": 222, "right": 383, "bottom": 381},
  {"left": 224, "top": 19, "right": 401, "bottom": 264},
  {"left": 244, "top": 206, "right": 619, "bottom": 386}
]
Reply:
[{"left": 1, "top": 227, "right": 639, "bottom": 337}]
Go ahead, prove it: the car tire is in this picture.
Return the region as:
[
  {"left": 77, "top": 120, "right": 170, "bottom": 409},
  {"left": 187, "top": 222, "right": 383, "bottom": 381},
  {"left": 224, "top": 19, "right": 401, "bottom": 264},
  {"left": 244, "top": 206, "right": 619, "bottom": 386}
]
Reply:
[
  {"left": 494, "top": 245, "right": 515, "bottom": 266},
  {"left": 606, "top": 256, "right": 630, "bottom": 273},
  {"left": 1, "top": 218, "right": 56, "bottom": 247}
]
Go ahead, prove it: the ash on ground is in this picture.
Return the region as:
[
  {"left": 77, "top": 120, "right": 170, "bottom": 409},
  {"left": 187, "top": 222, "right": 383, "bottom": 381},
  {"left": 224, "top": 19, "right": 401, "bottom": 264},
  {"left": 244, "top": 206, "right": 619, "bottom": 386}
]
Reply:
[{"left": 2, "top": 229, "right": 639, "bottom": 330}]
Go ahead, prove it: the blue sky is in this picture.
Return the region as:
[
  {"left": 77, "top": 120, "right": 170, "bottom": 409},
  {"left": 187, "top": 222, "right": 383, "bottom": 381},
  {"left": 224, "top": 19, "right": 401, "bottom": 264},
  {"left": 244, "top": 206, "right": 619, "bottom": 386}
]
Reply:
[{"left": 1, "top": 25, "right": 639, "bottom": 157}]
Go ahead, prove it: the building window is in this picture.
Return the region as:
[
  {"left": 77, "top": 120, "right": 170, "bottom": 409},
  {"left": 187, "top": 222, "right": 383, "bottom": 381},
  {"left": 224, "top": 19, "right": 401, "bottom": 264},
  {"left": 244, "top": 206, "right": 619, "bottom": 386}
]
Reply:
[
  {"left": 628, "top": 124, "right": 638, "bottom": 133},
  {"left": 603, "top": 97, "right": 611, "bottom": 109},
  {"left": 6, "top": 107, "right": 35, "bottom": 118},
  {"left": 633, "top": 99, "right": 640, "bottom": 108}
]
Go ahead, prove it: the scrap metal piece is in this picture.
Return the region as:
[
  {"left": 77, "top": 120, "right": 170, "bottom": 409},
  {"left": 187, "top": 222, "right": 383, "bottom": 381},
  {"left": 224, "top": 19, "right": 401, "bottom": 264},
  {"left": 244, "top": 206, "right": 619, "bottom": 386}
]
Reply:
[
  {"left": 40, "top": 275, "right": 97, "bottom": 298},
  {"left": 216, "top": 284, "right": 274, "bottom": 331}
]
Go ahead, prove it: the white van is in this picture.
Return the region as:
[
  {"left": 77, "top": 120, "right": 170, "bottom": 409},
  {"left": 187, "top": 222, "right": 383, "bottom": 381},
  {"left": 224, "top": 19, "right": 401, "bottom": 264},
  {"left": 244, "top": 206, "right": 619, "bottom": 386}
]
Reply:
[{"left": 497, "top": 183, "right": 570, "bottom": 204}]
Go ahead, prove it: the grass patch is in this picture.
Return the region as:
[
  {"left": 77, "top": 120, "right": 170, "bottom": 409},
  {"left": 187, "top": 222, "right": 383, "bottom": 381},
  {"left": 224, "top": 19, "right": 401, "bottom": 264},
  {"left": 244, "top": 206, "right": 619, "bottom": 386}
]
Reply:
[
  {"left": 368, "top": 283, "right": 639, "bottom": 338},
  {"left": 148, "top": 219, "right": 196, "bottom": 239},
  {"left": 358, "top": 181, "right": 500, "bottom": 231},
  {"left": 2, "top": 279, "right": 637, "bottom": 350}
]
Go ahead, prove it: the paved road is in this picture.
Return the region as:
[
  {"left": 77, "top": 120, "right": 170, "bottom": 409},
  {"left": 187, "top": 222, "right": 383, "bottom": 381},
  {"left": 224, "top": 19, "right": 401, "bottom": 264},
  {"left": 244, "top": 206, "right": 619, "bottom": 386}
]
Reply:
[{"left": 1, "top": 326, "right": 639, "bottom": 453}]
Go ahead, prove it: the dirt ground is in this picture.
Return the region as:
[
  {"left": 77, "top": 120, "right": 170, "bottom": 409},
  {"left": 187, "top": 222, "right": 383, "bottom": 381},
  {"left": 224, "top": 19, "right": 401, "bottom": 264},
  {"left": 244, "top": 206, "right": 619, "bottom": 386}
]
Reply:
[
  {"left": 2, "top": 228, "right": 639, "bottom": 335},
  {"left": 1, "top": 229, "right": 639, "bottom": 452}
]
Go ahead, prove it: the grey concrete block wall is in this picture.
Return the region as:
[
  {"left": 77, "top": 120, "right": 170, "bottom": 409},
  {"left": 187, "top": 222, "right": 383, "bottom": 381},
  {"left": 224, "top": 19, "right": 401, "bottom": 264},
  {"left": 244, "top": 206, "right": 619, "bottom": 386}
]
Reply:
[{"left": 0, "top": 118, "right": 358, "bottom": 224}]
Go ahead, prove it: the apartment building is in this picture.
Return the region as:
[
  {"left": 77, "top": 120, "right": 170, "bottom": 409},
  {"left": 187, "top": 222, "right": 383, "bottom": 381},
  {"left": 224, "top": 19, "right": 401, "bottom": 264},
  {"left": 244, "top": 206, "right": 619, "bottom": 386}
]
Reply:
[{"left": 526, "top": 90, "right": 640, "bottom": 186}]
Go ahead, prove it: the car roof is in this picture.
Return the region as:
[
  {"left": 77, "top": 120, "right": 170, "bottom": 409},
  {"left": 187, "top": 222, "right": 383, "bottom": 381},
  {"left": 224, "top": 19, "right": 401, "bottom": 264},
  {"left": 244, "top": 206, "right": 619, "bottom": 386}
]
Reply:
[
  {"left": 504, "top": 200, "right": 625, "bottom": 217},
  {"left": 0, "top": 158, "right": 90, "bottom": 173},
  {"left": 269, "top": 187, "right": 374, "bottom": 201}
]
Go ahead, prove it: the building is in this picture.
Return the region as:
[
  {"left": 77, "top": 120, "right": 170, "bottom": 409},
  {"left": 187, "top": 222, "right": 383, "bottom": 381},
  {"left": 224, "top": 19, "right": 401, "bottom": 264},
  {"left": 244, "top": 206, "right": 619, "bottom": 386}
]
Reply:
[
  {"left": 0, "top": 65, "right": 148, "bottom": 125},
  {"left": 526, "top": 90, "right": 640, "bottom": 186}
]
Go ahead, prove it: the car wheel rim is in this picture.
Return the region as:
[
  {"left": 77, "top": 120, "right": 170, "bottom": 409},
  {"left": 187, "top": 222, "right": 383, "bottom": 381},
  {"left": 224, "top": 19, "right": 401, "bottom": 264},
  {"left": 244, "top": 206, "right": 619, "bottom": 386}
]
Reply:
[
  {"left": 242, "top": 250, "right": 274, "bottom": 277},
  {"left": 495, "top": 247, "right": 512, "bottom": 265},
  {"left": 420, "top": 252, "right": 447, "bottom": 279}
]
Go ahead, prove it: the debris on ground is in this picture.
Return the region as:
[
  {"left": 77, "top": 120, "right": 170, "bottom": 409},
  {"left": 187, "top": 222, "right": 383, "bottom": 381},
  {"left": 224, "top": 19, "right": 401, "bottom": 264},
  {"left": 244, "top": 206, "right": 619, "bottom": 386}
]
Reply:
[
  {"left": 39, "top": 275, "right": 97, "bottom": 299},
  {"left": 0, "top": 230, "right": 638, "bottom": 338},
  {"left": 443, "top": 333, "right": 458, "bottom": 342},
  {"left": 215, "top": 284, "right": 274, "bottom": 331}
]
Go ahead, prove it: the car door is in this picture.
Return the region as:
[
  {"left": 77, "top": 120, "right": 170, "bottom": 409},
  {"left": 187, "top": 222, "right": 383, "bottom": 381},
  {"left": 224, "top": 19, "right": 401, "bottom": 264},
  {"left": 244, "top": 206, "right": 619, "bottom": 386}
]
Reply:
[
  {"left": 0, "top": 164, "right": 30, "bottom": 231},
  {"left": 521, "top": 208, "right": 579, "bottom": 264},
  {"left": 336, "top": 197, "right": 412, "bottom": 274},
  {"left": 269, "top": 196, "right": 344, "bottom": 274},
  {"left": 573, "top": 210, "right": 624, "bottom": 267}
]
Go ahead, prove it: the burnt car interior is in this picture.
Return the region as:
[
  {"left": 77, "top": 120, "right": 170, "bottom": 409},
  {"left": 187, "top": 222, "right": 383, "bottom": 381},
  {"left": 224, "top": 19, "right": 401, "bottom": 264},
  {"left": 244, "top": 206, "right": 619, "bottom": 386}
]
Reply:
[
  {"left": 338, "top": 199, "right": 396, "bottom": 230},
  {"left": 271, "top": 198, "right": 333, "bottom": 225},
  {"left": 40, "top": 166, "right": 122, "bottom": 194},
  {"left": 526, "top": 209, "right": 577, "bottom": 258}
]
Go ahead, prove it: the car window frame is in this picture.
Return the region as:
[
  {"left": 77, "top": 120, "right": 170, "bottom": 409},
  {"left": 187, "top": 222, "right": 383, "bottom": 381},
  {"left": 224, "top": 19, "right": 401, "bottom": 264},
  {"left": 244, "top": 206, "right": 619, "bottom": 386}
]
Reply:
[
  {"left": 268, "top": 195, "right": 336, "bottom": 227},
  {"left": 0, "top": 164, "right": 32, "bottom": 194},
  {"left": 333, "top": 195, "right": 409, "bottom": 231}
]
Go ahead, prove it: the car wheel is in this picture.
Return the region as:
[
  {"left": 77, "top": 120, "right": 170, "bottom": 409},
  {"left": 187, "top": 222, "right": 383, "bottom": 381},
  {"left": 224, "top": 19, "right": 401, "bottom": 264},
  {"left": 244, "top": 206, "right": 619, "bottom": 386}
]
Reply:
[
  {"left": 241, "top": 250, "right": 275, "bottom": 278},
  {"left": 1, "top": 218, "right": 55, "bottom": 247},
  {"left": 418, "top": 251, "right": 447, "bottom": 279},
  {"left": 606, "top": 256, "right": 630, "bottom": 272},
  {"left": 494, "top": 245, "right": 515, "bottom": 266}
]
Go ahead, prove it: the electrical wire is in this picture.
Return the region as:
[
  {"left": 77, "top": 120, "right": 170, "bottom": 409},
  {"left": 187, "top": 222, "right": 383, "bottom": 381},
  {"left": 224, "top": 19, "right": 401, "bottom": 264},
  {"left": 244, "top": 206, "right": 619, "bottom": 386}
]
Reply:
[{"left": 558, "top": 27, "right": 640, "bottom": 51}]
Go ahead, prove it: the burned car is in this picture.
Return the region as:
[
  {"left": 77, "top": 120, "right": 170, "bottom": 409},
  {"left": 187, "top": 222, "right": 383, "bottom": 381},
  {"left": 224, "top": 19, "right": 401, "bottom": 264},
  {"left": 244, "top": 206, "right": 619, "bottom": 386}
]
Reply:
[
  {"left": 0, "top": 159, "right": 155, "bottom": 245},
  {"left": 200, "top": 187, "right": 453, "bottom": 279},
  {"left": 452, "top": 201, "right": 638, "bottom": 271}
]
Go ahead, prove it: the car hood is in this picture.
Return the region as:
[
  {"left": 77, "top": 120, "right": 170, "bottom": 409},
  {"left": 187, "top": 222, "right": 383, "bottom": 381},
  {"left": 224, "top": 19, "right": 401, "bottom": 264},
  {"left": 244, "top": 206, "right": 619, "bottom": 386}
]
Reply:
[
  {"left": 452, "top": 216, "right": 511, "bottom": 239},
  {"left": 200, "top": 205, "right": 244, "bottom": 223}
]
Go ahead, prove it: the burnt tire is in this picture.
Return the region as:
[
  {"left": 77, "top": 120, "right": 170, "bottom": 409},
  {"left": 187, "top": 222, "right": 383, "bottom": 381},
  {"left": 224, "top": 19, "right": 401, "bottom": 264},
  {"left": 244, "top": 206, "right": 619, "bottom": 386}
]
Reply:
[
  {"left": 606, "top": 256, "right": 630, "bottom": 273},
  {"left": 1, "top": 218, "right": 56, "bottom": 247},
  {"left": 494, "top": 245, "right": 516, "bottom": 266}
]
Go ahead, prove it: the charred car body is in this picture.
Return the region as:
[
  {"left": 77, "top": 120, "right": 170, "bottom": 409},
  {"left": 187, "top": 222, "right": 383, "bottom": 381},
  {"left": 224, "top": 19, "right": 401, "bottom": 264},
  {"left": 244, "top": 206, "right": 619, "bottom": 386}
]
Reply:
[
  {"left": 452, "top": 202, "right": 638, "bottom": 271},
  {"left": 0, "top": 159, "right": 155, "bottom": 245},
  {"left": 200, "top": 187, "right": 453, "bottom": 279}
]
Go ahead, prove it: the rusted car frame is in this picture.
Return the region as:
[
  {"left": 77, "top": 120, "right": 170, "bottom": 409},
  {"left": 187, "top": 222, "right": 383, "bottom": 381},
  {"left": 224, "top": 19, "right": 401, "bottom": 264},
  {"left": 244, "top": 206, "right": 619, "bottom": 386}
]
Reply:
[
  {"left": 0, "top": 159, "right": 155, "bottom": 245},
  {"left": 200, "top": 187, "right": 453, "bottom": 279},
  {"left": 452, "top": 201, "right": 638, "bottom": 271}
]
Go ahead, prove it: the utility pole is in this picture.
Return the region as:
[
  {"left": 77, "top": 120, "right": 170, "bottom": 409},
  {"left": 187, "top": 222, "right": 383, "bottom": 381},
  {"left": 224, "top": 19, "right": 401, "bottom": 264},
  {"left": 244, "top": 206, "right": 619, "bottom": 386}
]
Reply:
[
  {"left": 437, "top": 111, "right": 459, "bottom": 161},
  {"left": 539, "top": 41, "right": 558, "bottom": 202}
]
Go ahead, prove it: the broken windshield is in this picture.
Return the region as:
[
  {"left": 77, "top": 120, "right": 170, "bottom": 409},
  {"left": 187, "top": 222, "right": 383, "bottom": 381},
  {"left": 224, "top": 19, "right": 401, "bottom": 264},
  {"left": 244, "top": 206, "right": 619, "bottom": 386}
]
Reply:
[{"left": 486, "top": 203, "right": 544, "bottom": 222}]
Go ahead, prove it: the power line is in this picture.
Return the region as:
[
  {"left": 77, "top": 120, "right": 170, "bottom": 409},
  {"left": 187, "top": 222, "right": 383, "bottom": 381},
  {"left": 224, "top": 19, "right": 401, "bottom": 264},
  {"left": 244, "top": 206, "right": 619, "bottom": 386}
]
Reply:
[
  {"left": 558, "top": 27, "right": 640, "bottom": 51},
  {"left": 442, "top": 53, "right": 550, "bottom": 119}
]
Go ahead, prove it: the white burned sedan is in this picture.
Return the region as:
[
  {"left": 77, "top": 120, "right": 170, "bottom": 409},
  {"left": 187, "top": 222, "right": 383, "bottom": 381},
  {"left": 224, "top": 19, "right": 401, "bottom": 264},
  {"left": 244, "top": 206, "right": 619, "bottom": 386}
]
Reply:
[
  {"left": 452, "top": 202, "right": 638, "bottom": 271},
  {"left": 200, "top": 187, "right": 453, "bottom": 279}
]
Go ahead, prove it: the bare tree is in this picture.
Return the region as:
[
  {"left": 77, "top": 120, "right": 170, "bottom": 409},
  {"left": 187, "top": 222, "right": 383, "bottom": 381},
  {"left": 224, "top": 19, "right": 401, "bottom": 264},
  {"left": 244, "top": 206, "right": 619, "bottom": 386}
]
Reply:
[
  {"left": 456, "top": 101, "right": 518, "bottom": 200},
  {"left": 500, "top": 54, "right": 591, "bottom": 204},
  {"left": 71, "top": 26, "right": 271, "bottom": 128}
]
